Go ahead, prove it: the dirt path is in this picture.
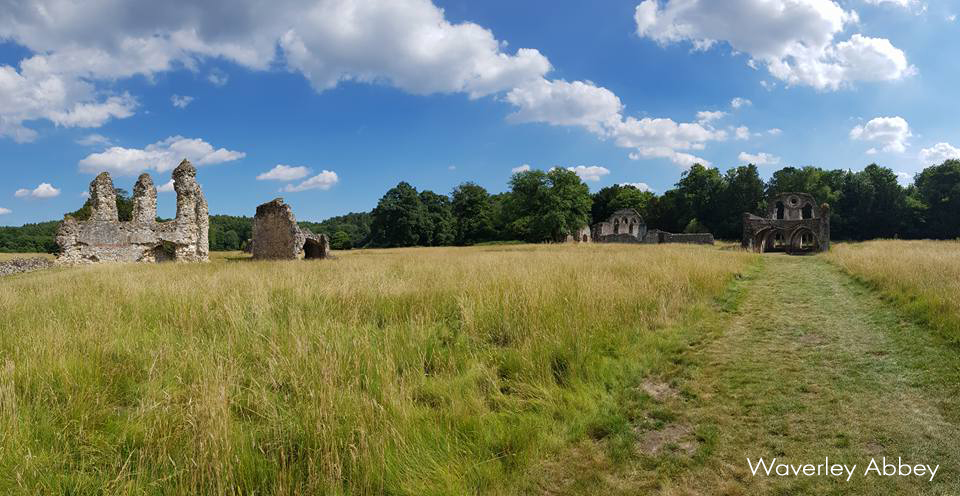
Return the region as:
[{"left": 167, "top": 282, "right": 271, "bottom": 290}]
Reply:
[{"left": 661, "top": 255, "right": 960, "bottom": 495}]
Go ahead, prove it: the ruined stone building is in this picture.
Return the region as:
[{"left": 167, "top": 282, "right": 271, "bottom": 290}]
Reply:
[
  {"left": 56, "top": 160, "right": 209, "bottom": 264},
  {"left": 742, "top": 192, "right": 830, "bottom": 254},
  {"left": 251, "top": 198, "right": 330, "bottom": 260},
  {"left": 583, "top": 208, "right": 715, "bottom": 245}
]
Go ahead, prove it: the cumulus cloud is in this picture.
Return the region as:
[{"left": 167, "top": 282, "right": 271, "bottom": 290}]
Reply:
[
  {"left": 512, "top": 164, "right": 532, "bottom": 174},
  {"left": 0, "top": 207, "right": 11, "bottom": 215},
  {"left": 919, "top": 142, "right": 960, "bottom": 165},
  {"left": 731, "top": 97, "right": 752, "bottom": 109},
  {"left": 506, "top": 79, "right": 622, "bottom": 133},
  {"left": 697, "top": 110, "right": 726, "bottom": 123},
  {"left": 864, "top": 0, "right": 917, "bottom": 8},
  {"left": 78, "top": 136, "right": 245, "bottom": 175},
  {"left": 157, "top": 180, "right": 175, "bottom": 193},
  {"left": 282, "top": 171, "right": 339, "bottom": 192},
  {"left": 850, "top": 116, "right": 911, "bottom": 154},
  {"left": 635, "top": 0, "right": 914, "bottom": 90},
  {"left": 257, "top": 164, "right": 311, "bottom": 181},
  {"left": 567, "top": 165, "right": 610, "bottom": 181},
  {"left": 171, "top": 94, "right": 194, "bottom": 108},
  {"left": 734, "top": 126, "right": 751, "bottom": 140},
  {"left": 895, "top": 171, "right": 913, "bottom": 186},
  {"left": 767, "top": 128, "right": 783, "bottom": 136},
  {"left": 15, "top": 183, "right": 61, "bottom": 198},
  {"left": 620, "top": 182, "right": 653, "bottom": 192},
  {"left": 739, "top": 151, "right": 781, "bottom": 165}
]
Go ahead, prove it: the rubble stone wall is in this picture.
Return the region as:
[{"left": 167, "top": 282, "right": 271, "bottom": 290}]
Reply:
[{"left": 56, "top": 159, "right": 210, "bottom": 264}]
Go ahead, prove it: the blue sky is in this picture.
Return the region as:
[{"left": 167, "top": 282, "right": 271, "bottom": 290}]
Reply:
[{"left": 2, "top": 0, "right": 958, "bottom": 225}]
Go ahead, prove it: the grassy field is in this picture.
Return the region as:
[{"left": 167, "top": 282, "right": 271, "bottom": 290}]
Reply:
[
  {"left": 0, "top": 252, "right": 55, "bottom": 261},
  {"left": 0, "top": 243, "right": 754, "bottom": 495},
  {"left": 827, "top": 240, "right": 960, "bottom": 342}
]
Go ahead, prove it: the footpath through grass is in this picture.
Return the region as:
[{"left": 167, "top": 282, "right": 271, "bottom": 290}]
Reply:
[{"left": 658, "top": 254, "right": 960, "bottom": 495}]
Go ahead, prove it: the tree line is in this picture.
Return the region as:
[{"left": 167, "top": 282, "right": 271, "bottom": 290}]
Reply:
[{"left": 2, "top": 160, "right": 960, "bottom": 253}]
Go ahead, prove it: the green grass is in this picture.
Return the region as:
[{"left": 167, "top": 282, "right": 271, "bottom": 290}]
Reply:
[
  {"left": 0, "top": 243, "right": 754, "bottom": 495},
  {"left": 656, "top": 254, "right": 960, "bottom": 495}
]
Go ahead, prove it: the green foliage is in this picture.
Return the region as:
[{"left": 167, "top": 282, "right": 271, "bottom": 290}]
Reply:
[
  {"left": 330, "top": 231, "right": 352, "bottom": 250},
  {"left": 419, "top": 190, "right": 456, "bottom": 246},
  {"left": 506, "top": 168, "right": 591, "bottom": 243},
  {"left": 209, "top": 215, "right": 253, "bottom": 251},
  {"left": 0, "top": 222, "right": 60, "bottom": 253},
  {"left": 299, "top": 212, "right": 372, "bottom": 248},
  {"left": 369, "top": 182, "right": 428, "bottom": 247},
  {"left": 66, "top": 188, "right": 134, "bottom": 222},
  {"left": 592, "top": 184, "right": 655, "bottom": 225},
  {"left": 914, "top": 160, "right": 960, "bottom": 239},
  {"left": 451, "top": 182, "right": 495, "bottom": 245}
]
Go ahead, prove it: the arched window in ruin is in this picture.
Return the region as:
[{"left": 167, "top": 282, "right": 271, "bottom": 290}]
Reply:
[
  {"left": 582, "top": 234, "right": 589, "bottom": 242},
  {"left": 776, "top": 201, "right": 785, "bottom": 220},
  {"left": 802, "top": 203, "right": 813, "bottom": 219},
  {"left": 629, "top": 220, "right": 636, "bottom": 235},
  {"left": 613, "top": 218, "right": 620, "bottom": 234}
]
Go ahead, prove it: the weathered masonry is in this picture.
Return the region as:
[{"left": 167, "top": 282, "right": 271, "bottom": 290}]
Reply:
[
  {"left": 251, "top": 198, "right": 330, "bottom": 260},
  {"left": 742, "top": 192, "right": 830, "bottom": 254},
  {"left": 581, "top": 208, "right": 715, "bottom": 245},
  {"left": 56, "top": 160, "right": 210, "bottom": 264}
]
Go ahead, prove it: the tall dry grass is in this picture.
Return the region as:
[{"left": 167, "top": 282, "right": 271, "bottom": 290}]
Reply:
[
  {"left": 0, "top": 243, "right": 753, "bottom": 495},
  {"left": 827, "top": 240, "right": 960, "bottom": 341}
]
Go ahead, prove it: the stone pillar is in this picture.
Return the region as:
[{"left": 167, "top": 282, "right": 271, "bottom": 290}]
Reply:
[
  {"left": 89, "top": 172, "right": 118, "bottom": 221},
  {"left": 173, "top": 159, "right": 200, "bottom": 223},
  {"left": 132, "top": 173, "right": 157, "bottom": 223}
]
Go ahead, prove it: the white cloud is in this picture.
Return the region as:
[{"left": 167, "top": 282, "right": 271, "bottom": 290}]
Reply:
[
  {"left": 257, "top": 164, "right": 311, "bottom": 181},
  {"left": 850, "top": 116, "right": 911, "bottom": 154},
  {"left": 157, "top": 180, "right": 175, "bottom": 193},
  {"left": 171, "top": 94, "right": 194, "bottom": 108},
  {"left": 734, "top": 126, "right": 751, "bottom": 140},
  {"left": 0, "top": 207, "right": 11, "bottom": 215},
  {"left": 207, "top": 69, "right": 229, "bottom": 87},
  {"left": 619, "top": 182, "right": 653, "bottom": 192},
  {"left": 567, "top": 165, "right": 610, "bottom": 182},
  {"left": 447, "top": 165, "right": 456, "bottom": 171},
  {"left": 635, "top": 0, "right": 914, "bottom": 90},
  {"left": 80, "top": 191, "right": 90, "bottom": 199},
  {"left": 629, "top": 147, "right": 711, "bottom": 168},
  {"left": 895, "top": 171, "right": 913, "bottom": 186},
  {"left": 79, "top": 136, "right": 245, "bottom": 175},
  {"left": 76, "top": 133, "right": 112, "bottom": 146},
  {"left": 506, "top": 79, "right": 622, "bottom": 134},
  {"left": 15, "top": 183, "right": 61, "bottom": 198},
  {"left": 731, "top": 97, "right": 752, "bottom": 109},
  {"left": 919, "top": 142, "right": 960, "bottom": 165},
  {"left": 739, "top": 151, "right": 781, "bottom": 165},
  {"left": 767, "top": 128, "right": 783, "bottom": 136},
  {"left": 864, "top": 0, "right": 917, "bottom": 8},
  {"left": 282, "top": 171, "right": 339, "bottom": 192},
  {"left": 696, "top": 110, "right": 726, "bottom": 123},
  {"left": 948, "top": 14, "right": 957, "bottom": 22},
  {"left": 512, "top": 164, "right": 531, "bottom": 174}
]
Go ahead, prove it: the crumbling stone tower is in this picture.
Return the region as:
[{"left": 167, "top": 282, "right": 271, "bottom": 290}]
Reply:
[
  {"left": 251, "top": 198, "right": 330, "bottom": 260},
  {"left": 56, "top": 159, "right": 210, "bottom": 264}
]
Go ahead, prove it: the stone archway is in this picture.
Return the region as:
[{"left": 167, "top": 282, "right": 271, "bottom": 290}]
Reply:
[
  {"left": 755, "top": 228, "right": 787, "bottom": 253},
  {"left": 787, "top": 227, "right": 819, "bottom": 255}
]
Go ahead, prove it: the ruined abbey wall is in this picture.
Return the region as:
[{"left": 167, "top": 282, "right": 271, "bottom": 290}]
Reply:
[
  {"left": 56, "top": 160, "right": 209, "bottom": 264},
  {"left": 251, "top": 198, "right": 329, "bottom": 260}
]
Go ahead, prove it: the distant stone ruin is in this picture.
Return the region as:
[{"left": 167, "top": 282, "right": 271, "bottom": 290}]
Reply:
[
  {"left": 742, "top": 192, "right": 830, "bottom": 254},
  {"left": 572, "top": 208, "right": 715, "bottom": 245},
  {"left": 251, "top": 198, "right": 330, "bottom": 260},
  {"left": 56, "top": 160, "right": 209, "bottom": 264}
]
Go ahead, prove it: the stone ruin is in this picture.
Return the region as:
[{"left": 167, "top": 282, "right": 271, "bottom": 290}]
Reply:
[
  {"left": 56, "top": 159, "right": 209, "bottom": 264},
  {"left": 573, "top": 208, "right": 715, "bottom": 245},
  {"left": 742, "top": 192, "right": 830, "bottom": 254},
  {"left": 251, "top": 198, "right": 330, "bottom": 260}
]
